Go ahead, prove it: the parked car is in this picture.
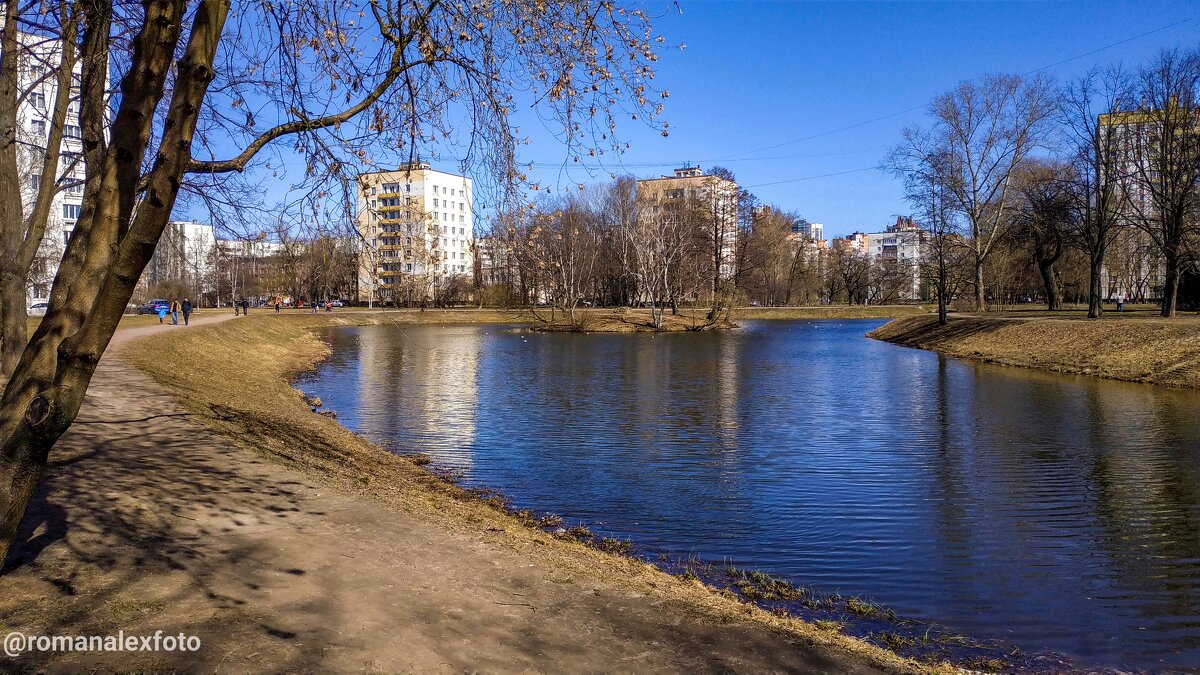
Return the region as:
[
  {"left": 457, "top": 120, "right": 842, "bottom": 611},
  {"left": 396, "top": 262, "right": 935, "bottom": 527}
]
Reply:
[
  {"left": 27, "top": 302, "right": 49, "bottom": 317},
  {"left": 136, "top": 298, "right": 171, "bottom": 315},
  {"left": 330, "top": 299, "right": 345, "bottom": 307}
]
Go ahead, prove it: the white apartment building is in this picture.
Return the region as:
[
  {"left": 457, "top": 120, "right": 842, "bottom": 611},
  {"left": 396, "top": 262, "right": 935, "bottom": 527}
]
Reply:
[
  {"left": 11, "top": 25, "right": 86, "bottom": 306},
  {"left": 356, "top": 162, "right": 475, "bottom": 303},
  {"left": 141, "top": 220, "right": 217, "bottom": 295},
  {"left": 865, "top": 216, "right": 927, "bottom": 301}
]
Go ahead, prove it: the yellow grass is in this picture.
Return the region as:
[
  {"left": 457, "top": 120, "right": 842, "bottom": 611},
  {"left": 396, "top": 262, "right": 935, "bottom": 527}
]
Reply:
[{"left": 870, "top": 314, "right": 1200, "bottom": 389}]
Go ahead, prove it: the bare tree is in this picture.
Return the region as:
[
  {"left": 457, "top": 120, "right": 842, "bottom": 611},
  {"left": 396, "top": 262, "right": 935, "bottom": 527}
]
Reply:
[
  {"left": 0, "top": 3, "right": 81, "bottom": 376},
  {"left": 1012, "top": 160, "right": 1072, "bottom": 311},
  {"left": 0, "top": 0, "right": 667, "bottom": 566},
  {"left": 886, "top": 144, "right": 962, "bottom": 325},
  {"left": 922, "top": 74, "right": 1056, "bottom": 311},
  {"left": 1060, "top": 66, "right": 1130, "bottom": 318},
  {"left": 1124, "top": 49, "right": 1200, "bottom": 317},
  {"left": 627, "top": 189, "right": 691, "bottom": 329},
  {"left": 827, "top": 244, "right": 871, "bottom": 306}
]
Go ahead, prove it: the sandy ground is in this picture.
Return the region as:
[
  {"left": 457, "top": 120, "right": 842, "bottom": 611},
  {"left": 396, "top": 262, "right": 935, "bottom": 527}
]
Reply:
[{"left": 0, "top": 314, "right": 895, "bottom": 673}]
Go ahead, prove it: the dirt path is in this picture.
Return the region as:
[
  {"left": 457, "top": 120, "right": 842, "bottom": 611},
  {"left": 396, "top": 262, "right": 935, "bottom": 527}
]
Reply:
[{"left": 0, "top": 316, "right": 889, "bottom": 673}]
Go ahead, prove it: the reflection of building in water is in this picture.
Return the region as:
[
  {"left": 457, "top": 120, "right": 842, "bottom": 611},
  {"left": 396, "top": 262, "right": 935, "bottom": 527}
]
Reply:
[
  {"left": 356, "top": 326, "right": 481, "bottom": 468},
  {"left": 715, "top": 335, "right": 740, "bottom": 451},
  {"left": 626, "top": 334, "right": 741, "bottom": 456}
]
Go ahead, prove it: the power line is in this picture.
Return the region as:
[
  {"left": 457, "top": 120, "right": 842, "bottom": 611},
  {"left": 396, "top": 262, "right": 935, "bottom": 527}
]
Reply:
[
  {"left": 744, "top": 166, "right": 879, "bottom": 189},
  {"left": 524, "top": 148, "right": 878, "bottom": 171},
  {"left": 1022, "top": 16, "right": 1193, "bottom": 76},
  {"left": 714, "top": 16, "right": 1195, "bottom": 163}
]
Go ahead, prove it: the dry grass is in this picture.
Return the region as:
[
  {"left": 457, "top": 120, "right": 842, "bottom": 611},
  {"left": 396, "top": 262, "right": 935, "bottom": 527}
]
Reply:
[
  {"left": 121, "top": 313, "right": 938, "bottom": 674},
  {"left": 528, "top": 304, "right": 928, "bottom": 331},
  {"left": 531, "top": 308, "right": 737, "bottom": 332},
  {"left": 870, "top": 314, "right": 1200, "bottom": 388}
]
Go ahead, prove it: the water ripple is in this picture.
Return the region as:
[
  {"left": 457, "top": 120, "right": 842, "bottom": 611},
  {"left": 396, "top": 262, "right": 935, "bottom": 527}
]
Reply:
[{"left": 299, "top": 320, "right": 1200, "bottom": 669}]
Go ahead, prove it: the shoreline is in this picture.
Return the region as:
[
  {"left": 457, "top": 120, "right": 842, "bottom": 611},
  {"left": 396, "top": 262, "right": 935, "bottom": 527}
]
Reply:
[
  {"left": 868, "top": 315, "right": 1200, "bottom": 389},
  {"left": 119, "top": 313, "right": 937, "bottom": 673}
]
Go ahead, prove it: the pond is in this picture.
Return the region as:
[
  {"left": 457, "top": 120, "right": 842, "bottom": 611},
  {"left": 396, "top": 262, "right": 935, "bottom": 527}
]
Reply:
[{"left": 297, "top": 319, "right": 1200, "bottom": 669}]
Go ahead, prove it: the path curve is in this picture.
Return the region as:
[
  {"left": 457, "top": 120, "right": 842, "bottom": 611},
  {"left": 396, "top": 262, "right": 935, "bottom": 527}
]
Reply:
[{"left": 0, "top": 314, "right": 889, "bottom": 672}]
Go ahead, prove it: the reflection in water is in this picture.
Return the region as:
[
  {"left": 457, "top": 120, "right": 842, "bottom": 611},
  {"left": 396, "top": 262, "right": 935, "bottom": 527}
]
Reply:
[{"left": 300, "top": 320, "right": 1200, "bottom": 668}]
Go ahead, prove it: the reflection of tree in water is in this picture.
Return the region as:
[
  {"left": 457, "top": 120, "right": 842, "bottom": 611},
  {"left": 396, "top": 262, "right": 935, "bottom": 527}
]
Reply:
[
  {"left": 931, "top": 359, "right": 1200, "bottom": 661},
  {"left": 1082, "top": 384, "right": 1200, "bottom": 649}
]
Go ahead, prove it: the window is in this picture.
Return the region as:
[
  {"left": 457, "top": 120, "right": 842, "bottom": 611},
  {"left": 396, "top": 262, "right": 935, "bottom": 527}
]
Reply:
[
  {"left": 63, "top": 203, "right": 81, "bottom": 220},
  {"left": 29, "top": 174, "right": 41, "bottom": 189},
  {"left": 64, "top": 124, "right": 81, "bottom": 139},
  {"left": 30, "top": 120, "right": 46, "bottom": 136},
  {"left": 29, "top": 91, "right": 46, "bottom": 110},
  {"left": 433, "top": 198, "right": 439, "bottom": 207}
]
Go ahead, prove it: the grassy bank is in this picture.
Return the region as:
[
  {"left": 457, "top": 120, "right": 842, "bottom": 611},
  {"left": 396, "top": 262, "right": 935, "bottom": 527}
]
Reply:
[
  {"left": 869, "top": 315, "right": 1200, "bottom": 389},
  {"left": 122, "top": 314, "right": 933, "bottom": 673}
]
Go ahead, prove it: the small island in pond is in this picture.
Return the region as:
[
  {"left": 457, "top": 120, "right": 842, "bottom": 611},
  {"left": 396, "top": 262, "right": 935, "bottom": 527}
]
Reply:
[{"left": 529, "top": 308, "right": 738, "bottom": 332}]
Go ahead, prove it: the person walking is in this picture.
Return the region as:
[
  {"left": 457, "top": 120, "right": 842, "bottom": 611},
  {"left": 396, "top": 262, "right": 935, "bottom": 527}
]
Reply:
[
  {"left": 241, "top": 298, "right": 250, "bottom": 315},
  {"left": 181, "top": 297, "right": 193, "bottom": 325},
  {"left": 274, "top": 300, "right": 281, "bottom": 314},
  {"left": 310, "top": 299, "right": 318, "bottom": 314},
  {"left": 170, "top": 298, "right": 180, "bottom": 325},
  {"left": 156, "top": 304, "right": 168, "bottom": 324},
  {"left": 233, "top": 300, "right": 240, "bottom": 316}
]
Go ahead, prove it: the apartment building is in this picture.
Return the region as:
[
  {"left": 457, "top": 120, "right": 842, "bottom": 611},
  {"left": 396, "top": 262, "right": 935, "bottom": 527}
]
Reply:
[
  {"left": 141, "top": 220, "right": 218, "bottom": 296},
  {"left": 1096, "top": 107, "right": 1184, "bottom": 301},
  {"left": 865, "top": 216, "right": 927, "bottom": 301},
  {"left": 792, "top": 219, "right": 824, "bottom": 242},
  {"left": 637, "top": 166, "right": 739, "bottom": 282},
  {"left": 12, "top": 25, "right": 86, "bottom": 306},
  {"left": 832, "top": 231, "right": 869, "bottom": 254},
  {"left": 356, "top": 162, "right": 475, "bottom": 303}
]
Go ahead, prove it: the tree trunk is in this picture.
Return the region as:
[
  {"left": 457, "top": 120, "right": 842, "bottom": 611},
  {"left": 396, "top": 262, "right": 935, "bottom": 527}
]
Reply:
[
  {"left": 974, "top": 258, "right": 986, "bottom": 312},
  {"left": 937, "top": 287, "right": 948, "bottom": 326},
  {"left": 0, "top": 0, "right": 228, "bottom": 567},
  {"left": 1087, "top": 253, "right": 1104, "bottom": 319},
  {"left": 0, "top": 267, "right": 23, "bottom": 377},
  {"left": 0, "top": 0, "right": 23, "bottom": 378},
  {"left": 1162, "top": 252, "right": 1179, "bottom": 318},
  {"left": 1039, "top": 259, "right": 1062, "bottom": 311}
]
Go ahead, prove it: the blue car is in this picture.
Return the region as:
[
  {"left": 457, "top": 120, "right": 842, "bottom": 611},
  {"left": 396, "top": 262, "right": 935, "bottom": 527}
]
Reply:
[{"left": 136, "top": 298, "right": 171, "bottom": 315}]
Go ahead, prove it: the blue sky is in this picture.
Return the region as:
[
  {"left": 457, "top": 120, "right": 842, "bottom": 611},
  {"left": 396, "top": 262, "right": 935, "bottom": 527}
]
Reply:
[
  {"left": 186, "top": 1, "right": 1200, "bottom": 239},
  {"left": 518, "top": 0, "right": 1200, "bottom": 238}
]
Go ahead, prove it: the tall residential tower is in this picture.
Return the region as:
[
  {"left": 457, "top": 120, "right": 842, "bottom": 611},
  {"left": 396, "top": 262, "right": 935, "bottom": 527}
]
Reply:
[{"left": 356, "top": 162, "right": 475, "bottom": 304}]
